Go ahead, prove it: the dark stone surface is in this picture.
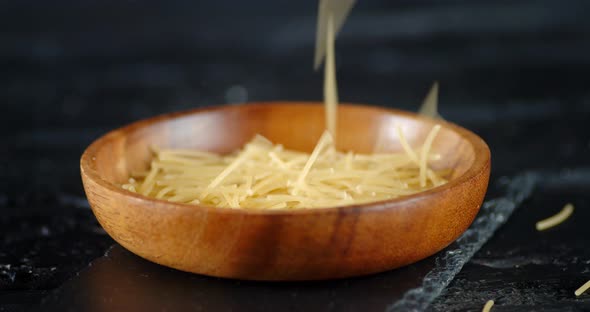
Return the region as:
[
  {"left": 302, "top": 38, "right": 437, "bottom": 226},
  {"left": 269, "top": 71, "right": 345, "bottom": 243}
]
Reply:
[
  {"left": 431, "top": 172, "right": 590, "bottom": 311},
  {"left": 20, "top": 171, "right": 590, "bottom": 312},
  {"left": 0, "top": 195, "right": 113, "bottom": 312},
  {"left": 2, "top": 0, "right": 590, "bottom": 311},
  {"left": 34, "top": 172, "right": 537, "bottom": 312},
  {"left": 39, "top": 245, "right": 440, "bottom": 312}
]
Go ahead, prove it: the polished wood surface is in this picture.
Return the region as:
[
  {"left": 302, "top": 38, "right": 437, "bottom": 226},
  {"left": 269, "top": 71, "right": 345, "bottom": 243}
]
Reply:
[{"left": 80, "top": 102, "right": 490, "bottom": 281}]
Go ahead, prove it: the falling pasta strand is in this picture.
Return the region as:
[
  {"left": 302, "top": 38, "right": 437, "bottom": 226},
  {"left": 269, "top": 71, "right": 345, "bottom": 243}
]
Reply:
[
  {"left": 418, "top": 81, "right": 441, "bottom": 119},
  {"left": 535, "top": 203, "right": 574, "bottom": 231},
  {"left": 324, "top": 10, "right": 338, "bottom": 139},
  {"left": 420, "top": 125, "right": 441, "bottom": 187}
]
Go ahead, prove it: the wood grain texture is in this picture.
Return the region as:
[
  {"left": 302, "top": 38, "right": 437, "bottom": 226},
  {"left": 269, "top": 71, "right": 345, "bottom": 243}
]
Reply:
[{"left": 80, "top": 102, "right": 490, "bottom": 281}]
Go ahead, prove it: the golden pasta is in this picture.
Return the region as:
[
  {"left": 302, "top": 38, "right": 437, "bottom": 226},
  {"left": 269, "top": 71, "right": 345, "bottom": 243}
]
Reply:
[
  {"left": 482, "top": 300, "right": 494, "bottom": 312},
  {"left": 535, "top": 203, "right": 574, "bottom": 231},
  {"left": 123, "top": 126, "right": 447, "bottom": 209},
  {"left": 575, "top": 279, "right": 590, "bottom": 297}
]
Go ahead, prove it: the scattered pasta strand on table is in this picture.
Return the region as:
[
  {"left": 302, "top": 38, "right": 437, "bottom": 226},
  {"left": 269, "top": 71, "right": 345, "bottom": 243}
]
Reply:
[
  {"left": 535, "top": 203, "right": 574, "bottom": 231},
  {"left": 481, "top": 300, "right": 494, "bottom": 312},
  {"left": 575, "top": 279, "right": 590, "bottom": 297},
  {"left": 122, "top": 125, "right": 448, "bottom": 209}
]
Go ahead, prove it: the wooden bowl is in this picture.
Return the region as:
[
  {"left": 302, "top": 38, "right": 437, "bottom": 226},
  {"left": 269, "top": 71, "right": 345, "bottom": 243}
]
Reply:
[{"left": 80, "top": 102, "right": 490, "bottom": 281}]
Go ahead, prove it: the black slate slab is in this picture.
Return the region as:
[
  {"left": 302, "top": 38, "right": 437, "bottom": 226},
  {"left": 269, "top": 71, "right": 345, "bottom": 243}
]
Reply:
[{"left": 432, "top": 170, "right": 590, "bottom": 311}]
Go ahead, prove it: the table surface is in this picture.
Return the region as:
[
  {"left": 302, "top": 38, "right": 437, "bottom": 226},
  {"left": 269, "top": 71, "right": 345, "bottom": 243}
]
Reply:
[{"left": 2, "top": 0, "right": 590, "bottom": 311}]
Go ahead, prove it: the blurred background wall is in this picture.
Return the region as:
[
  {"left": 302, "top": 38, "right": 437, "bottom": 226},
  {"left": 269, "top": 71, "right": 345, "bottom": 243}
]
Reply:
[{"left": 2, "top": 0, "right": 590, "bottom": 196}]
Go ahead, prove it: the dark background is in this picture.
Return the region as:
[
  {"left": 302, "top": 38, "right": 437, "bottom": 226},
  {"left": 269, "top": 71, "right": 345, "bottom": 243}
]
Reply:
[
  {"left": 3, "top": 0, "right": 590, "bottom": 193},
  {"left": 1, "top": 0, "right": 590, "bottom": 311}
]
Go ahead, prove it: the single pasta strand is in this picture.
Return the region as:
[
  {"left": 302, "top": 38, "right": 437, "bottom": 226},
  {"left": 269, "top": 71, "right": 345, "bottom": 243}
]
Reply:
[
  {"left": 204, "top": 149, "right": 250, "bottom": 192},
  {"left": 419, "top": 125, "right": 441, "bottom": 187},
  {"left": 293, "top": 131, "right": 333, "bottom": 195},
  {"left": 139, "top": 165, "right": 159, "bottom": 196},
  {"left": 575, "top": 279, "right": 590, "bottom": 297},
  {"left": 535, "top": 203, "right": 574, "bottom": 231},
  {"left": 252, "top": 174, "right": 284, "bottom": 195},
  {"left": 324, "top": 11, "right": 338, "bottom": 138},
  {"left": 396, "top": 124, "right": 443, "bottom": 187},
  {"left": 268, "top": 202, "right": 288, "bottom": 209},
  {"left": 155, "top": 186, "right": 174, "bottom": 199},
  {"left": 395, "top": 125, "right": 419, "bottom": 163},
  {"left": 427, "top": 170, "right": 444, "bottom": 186},
  {"left": 481, "top": 300, "right": 494, "bottom": 312},
  {"left": 268, "top": 151, "right": 288, "bottom": 169}
]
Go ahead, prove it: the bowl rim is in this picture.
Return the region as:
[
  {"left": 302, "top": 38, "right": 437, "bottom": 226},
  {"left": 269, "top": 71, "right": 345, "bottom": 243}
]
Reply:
[{"left": 80, "top": 101, "right": 491, "bottom": 216}]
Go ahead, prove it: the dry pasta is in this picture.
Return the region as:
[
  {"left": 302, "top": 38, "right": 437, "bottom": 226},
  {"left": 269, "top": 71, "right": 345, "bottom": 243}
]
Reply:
[
  {"left": 535, "top": 203, "right": 574, "bottom": 231},
  {"left": 123, "top": 126, "right": 448, "bottom": 209},
  {"left": 575, "top": 279, "right": 590, "bottom": 297},
  {"left": 482, "top": 300, "right": 494, "bottom": 312}
]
